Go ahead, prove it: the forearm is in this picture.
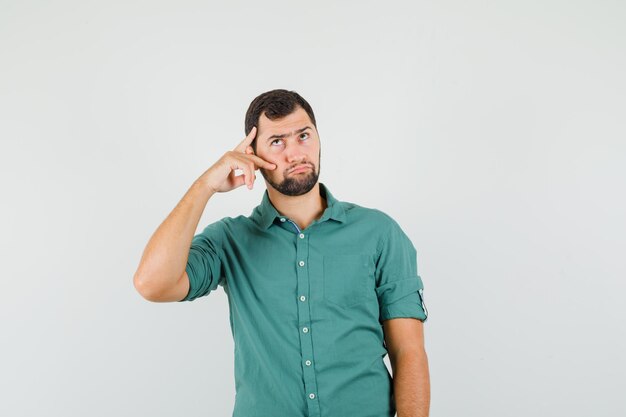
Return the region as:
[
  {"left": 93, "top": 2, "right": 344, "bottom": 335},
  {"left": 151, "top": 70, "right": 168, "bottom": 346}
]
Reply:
[
  {"left": 391, "top": 348, "right": 430, "bottom": 417},
  {"left": 134, "top": 180, "right": 215, "bottom": 293}
]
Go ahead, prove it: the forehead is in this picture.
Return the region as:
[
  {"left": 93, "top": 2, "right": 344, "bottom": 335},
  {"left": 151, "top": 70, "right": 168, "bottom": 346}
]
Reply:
[{"left": 257, "top": 106, "right": 313, "bottom": 138}]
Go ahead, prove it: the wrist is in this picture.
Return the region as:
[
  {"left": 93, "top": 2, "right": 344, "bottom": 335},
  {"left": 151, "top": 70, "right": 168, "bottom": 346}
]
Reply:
[{"left": 192, "top": 179, "right": 217, "bottom": 198}]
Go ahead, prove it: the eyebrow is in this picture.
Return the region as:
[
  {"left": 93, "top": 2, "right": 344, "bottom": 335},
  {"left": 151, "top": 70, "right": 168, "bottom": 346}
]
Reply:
[{"left": 265, "top": 126, "right": 312, "bottom": 143}]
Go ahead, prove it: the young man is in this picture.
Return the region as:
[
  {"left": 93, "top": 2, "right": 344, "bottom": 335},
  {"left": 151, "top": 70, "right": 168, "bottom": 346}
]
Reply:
[{"left": 133, "top": 89, "right": 430, "bottom": 417}]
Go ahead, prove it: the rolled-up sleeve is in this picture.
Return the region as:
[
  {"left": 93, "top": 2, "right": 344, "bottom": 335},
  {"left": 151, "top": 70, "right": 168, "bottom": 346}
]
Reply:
[
  {"left": 374, "top": 217, "right": 428, "bottom": 323},
  {"left": 178, "top": 221, "right": 225, "bottom": 302}
]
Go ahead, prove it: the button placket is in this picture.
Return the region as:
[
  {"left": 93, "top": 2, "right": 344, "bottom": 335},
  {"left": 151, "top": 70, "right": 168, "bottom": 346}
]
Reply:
[{"left": 290, "top": 220, "right": 321, "bottom": 416}]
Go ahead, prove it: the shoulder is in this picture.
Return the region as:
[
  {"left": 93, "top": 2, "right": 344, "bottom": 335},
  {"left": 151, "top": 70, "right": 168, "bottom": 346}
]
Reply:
[
  {"left": 340, "top": 200, "right": 403, "bottom": 233},
  {"left": 208, "top": 215, "right": 251, "bottom": 233},
  {"left": 196, "top": 215, "right": 249, "bottom": 237},
  {"left": 194, "top": 215, "right": 254, "bottom": 249},
  {"left": 214, "top": 214, "right": 262, "bottom": 241},
  {"left": 343, "top": 201, "right": 415, "bottom": 254}
]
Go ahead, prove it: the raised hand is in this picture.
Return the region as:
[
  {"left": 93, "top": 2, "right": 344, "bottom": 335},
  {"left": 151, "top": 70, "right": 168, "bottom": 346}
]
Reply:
[{"left": 197, "top": 126, "right": 277, "bottom": 193}]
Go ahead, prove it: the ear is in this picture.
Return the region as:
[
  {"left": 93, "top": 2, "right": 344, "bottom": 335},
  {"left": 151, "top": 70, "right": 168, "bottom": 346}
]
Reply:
[{"left": 245, "top": 145, "right": 255, "bottom": 155}]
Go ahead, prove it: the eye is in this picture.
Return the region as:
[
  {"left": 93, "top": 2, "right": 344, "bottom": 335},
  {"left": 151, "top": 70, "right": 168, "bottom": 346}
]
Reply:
[{"left": 270, "top": 132, "right": 309, "bottom": 147}]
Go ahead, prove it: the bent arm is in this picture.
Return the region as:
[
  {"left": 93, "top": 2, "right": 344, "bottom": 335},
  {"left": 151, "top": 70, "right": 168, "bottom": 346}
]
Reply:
[{"left": 133, "top": 180, "right": 215, "bottom": 302}]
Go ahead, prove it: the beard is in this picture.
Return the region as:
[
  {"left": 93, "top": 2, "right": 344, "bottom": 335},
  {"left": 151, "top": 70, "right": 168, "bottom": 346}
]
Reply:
[{"left": 260, "top": 160, "right": 321, "bottom": 197}]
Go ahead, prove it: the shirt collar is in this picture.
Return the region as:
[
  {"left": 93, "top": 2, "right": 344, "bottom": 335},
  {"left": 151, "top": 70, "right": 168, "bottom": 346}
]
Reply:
[{"left": 254, "top": 182, "right": 346, "bottom": 230}]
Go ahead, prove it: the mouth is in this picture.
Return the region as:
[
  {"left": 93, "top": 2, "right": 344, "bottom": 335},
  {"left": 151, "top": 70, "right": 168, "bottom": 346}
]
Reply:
[{"left": 289, "top": 164, "right": 311, "bottom": 174}]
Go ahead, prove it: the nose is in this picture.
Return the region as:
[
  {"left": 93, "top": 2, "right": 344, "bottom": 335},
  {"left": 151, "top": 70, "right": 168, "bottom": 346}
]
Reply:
[{"left": 284, "top": 141, "right": 307, "bottom": 164}]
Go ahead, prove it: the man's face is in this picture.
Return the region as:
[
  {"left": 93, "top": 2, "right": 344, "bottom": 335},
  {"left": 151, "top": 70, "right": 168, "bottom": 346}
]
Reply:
[{"left": 252, "top": 106, "right": 321, "bottom": 196}]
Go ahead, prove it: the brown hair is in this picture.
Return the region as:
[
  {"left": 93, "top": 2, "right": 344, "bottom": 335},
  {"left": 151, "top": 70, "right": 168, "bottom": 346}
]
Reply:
[{"left": 244, "top": 89, "right": 317, "bottom": 152}]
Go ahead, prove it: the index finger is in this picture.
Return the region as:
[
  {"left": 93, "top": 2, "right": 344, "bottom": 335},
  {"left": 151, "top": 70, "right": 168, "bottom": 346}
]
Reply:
[
  {"left": 234, "top": 126, "right": 257, "bottom": 152},
  {"left": 248, "top": 153, "right": 277, "bottom": 169}
]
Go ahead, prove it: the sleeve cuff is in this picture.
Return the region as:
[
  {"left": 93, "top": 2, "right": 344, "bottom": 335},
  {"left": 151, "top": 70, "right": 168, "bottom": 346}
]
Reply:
[{"left": 379, "top": 291, "right": 428, "bottom": 323}]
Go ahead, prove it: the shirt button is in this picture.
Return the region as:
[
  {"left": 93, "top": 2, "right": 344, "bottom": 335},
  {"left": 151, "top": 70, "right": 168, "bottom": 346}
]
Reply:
[
  {"left": 305, "top": 360, "right": 312, "bottom": 366},
  {"left": 298, "top": 260, "right": 305, "bottom": 267},
  {"left": 309, "top": 393, "right": 315, "bottom": 399},
  {"left": 299, "top": 233, "right": 305, "bottom": 239},
  {"left": 302, "top": 327, "right": 309, "bottom": 333},
  {"left": 300, "top": 295, "right": 306, "bottom": 302},
  {"left": 280, "top": 218, "right": 286, "bottom": 222}
]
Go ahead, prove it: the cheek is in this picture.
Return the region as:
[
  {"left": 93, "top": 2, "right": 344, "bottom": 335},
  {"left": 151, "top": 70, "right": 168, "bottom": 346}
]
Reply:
[
  {"left": 262, "top": 161, "right": 283, "bottom": 176},
  {"left": 257, "top": 149, "right": 276, "bottom": 163},
  {"left": 268, "top": 147, "right": 284, "bottom": 157},
  {"left": 260, "top": 146, "right": 280, "bottom": 158}
]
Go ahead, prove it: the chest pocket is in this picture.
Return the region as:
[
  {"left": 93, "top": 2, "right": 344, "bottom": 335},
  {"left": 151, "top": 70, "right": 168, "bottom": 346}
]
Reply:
[{"left": 323, "top": 254, "right": 371, "bottom": 308}]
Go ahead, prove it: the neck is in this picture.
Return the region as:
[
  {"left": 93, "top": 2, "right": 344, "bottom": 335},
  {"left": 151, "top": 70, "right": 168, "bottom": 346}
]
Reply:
[{"left": 266, "top": 182, "right": 327, "bottom": 231}]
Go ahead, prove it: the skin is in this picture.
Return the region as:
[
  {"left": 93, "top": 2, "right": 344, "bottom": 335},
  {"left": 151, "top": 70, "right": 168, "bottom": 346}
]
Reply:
[
  {"left": 384, "top": 318, "right": 430, "bottom": 417},
  {"left": 245, "top": 106, "right": 325, "bottom": 231}
]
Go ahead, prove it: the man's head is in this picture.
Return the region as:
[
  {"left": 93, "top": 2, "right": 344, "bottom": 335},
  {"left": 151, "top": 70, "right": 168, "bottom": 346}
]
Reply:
[{"left": 244, "top": 89, "right": 321, "bottom": 196}]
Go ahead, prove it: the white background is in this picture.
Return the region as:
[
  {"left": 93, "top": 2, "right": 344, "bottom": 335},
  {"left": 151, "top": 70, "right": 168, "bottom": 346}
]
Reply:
[{"left": 1, "top": 1, "right": 625, "bottom": 416}]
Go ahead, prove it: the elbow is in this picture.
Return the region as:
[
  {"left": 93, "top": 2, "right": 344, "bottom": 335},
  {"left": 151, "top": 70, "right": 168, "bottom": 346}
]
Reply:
[{"left": 133, "top": 273, "right": 159, "bottom": 302}]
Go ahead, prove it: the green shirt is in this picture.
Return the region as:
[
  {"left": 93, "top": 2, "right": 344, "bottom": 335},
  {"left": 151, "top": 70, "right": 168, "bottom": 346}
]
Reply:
[{"left": 180, "top": 182, "right": 428, "bottom": 417}]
